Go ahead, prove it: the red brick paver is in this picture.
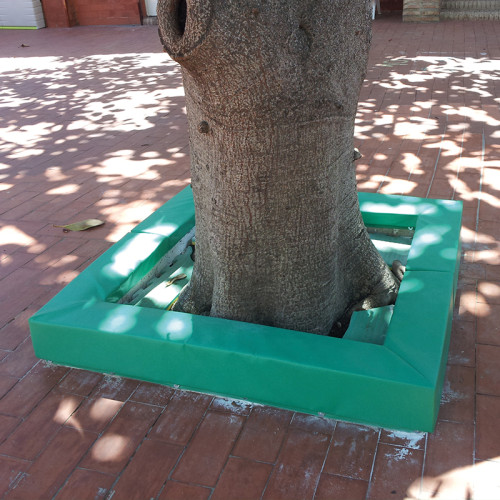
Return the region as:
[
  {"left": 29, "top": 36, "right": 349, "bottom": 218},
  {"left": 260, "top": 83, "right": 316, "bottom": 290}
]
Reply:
[{"left": 1, "top": 16, "right": 500, "bottom": 500}]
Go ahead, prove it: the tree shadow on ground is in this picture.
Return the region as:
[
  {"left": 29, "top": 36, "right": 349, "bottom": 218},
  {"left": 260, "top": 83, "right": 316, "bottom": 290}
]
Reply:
[
  {"left": 0, "top": 27, "right": 191, "bottom": 329},
  {"left": 354, "top": 26, "right": 500, "bottom": 306}
]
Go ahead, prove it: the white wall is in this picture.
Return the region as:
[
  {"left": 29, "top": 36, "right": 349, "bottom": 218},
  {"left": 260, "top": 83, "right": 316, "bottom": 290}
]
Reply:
[
  {"left": 0, "top": 0, "right": 46, "bottom": 28},
  {"left": 145, "top": 0, "right": 158, "bottom": 16}
]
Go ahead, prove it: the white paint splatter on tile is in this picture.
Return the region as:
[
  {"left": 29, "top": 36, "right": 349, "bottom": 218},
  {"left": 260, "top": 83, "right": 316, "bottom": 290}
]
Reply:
[
  {"left": 441, "top": 380, "right": 465, "bottom": 404},
  {"left": 101, "top": 374, "right": 123, "bottom": 388},
  {"left": 385, "top": 430, "right": 425, "bottom": 449},
  {"left": 96, "top": 487, "right": 108, "bottom": 498},
  {"left": 212, "top": 396, "right": 256, "bottom": 414},
  {"left": 392, "top": 447, "right": 410, "bottom": 461}
]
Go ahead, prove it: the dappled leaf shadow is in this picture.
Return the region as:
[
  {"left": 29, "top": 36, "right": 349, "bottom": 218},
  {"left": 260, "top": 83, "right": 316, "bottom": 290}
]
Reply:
[
  {"left": 0, "top": 28, "right": 190, "bottom": 262},
  {"left": 0, "top": 26, "right": 191, "bottom": 327},
  {"left": 354, "top": 19, "right": 500, "bottom": 291}
]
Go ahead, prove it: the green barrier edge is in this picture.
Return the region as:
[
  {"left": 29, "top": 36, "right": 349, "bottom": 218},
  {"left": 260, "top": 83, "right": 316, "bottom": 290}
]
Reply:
[{"left": 30, "top": 187, "right": 462, "bottom": 431}]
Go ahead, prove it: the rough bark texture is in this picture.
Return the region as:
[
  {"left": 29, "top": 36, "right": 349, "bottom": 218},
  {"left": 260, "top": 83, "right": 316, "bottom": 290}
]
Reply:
[{"left": 158, "top": 0, "right": 400, "bottom": 335}]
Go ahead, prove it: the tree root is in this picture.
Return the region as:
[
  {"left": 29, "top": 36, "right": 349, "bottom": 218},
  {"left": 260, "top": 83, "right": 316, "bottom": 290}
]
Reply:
[
  {"left": 329, "top": 310, "right": 354, "bottom": 338},
  {"left": 392, "top": 259, "right": 406, "bottom": 282},
  {"left": 329, "top": 260, "right": 406, "bottom": 338}
]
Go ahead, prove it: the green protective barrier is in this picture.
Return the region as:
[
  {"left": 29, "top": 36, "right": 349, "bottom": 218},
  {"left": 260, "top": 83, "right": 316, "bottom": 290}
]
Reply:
[{"left": 30, "top": 187, "right": 462, "bottom": 431}]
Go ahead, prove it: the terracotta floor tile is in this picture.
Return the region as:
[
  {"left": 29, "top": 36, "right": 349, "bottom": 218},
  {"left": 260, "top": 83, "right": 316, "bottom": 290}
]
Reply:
[
  {"left": 263, "top": 429, "right": 330, "bottom": 500},
  {"left": 367, "top": 444, "right": 424, "bottom": 500},
  {"left": 150, "top": 391, "right": 213, "bottom": 445},
  {"left": 0, "top": 339, "right": 38, "bottom": 378},
  {"left": 232, "top": 406, "right": 292, "bottom": 463},
  {"left": 476, "top": 201, "right": 500, "bottom": 224},
  {"left": 485, "top": 264, "right": 500, "bottom": 282},
  {"left": 428, "top": 178, "right": 455, "bottom": 199},
  {"left": 0, "top": 457, "right": 31, "bottom": 497},
  {"left": 476, "top": 394, "right": 500, "bottom": 461},
  {"left": 158, "top": 481, "right": 211, "bottom": 500},
  {"left": 478, "top": 220, "right": 500, "bottom": 239},
  {"left": 109, "top": 439, "right": 183, "bottom": 500},
  {"left": 438, "top": 364, "right": 475, "bottom": 423},
  {"left": 79, "top": 401, "right": 162, "bottom": 475},
  {"left": 5, "top": 427, "right": 97, "bottom": 500},
  {"left": 172, "top": 411, "right": 244, "bottom": 487},
  {"left": 0, "top": 375, "right": 18, "bottom": 400},
  {"left": 65, "top": 397, "right": 123, "bottom": 433},
  {"left": 290, "top": 412, "right": 337, "bottom": 435},
  {"left": 58, "top": 369, "right": 103, "bottom": 397},
  {"left": 0, "top": 363, "right": 68, "bottom": 417},
  {"left": 28, "top": 238, "right": 83, "bottom": 269},
  {"left": 314, "top": 473, "right": 368, "bottom": 500},
  {"left": 55, "top": 469, "right": 115, "bottom": 500},
  {"left": 211, "top": 457, "right": 273, "bottom": 500},
  {"left": 323, "top": 422, "right": 379, "bottom": 481},
  {"left": 477, "top": 344, "right": 500, "bottom": 396},
  {"left": 424, "top": 421, "right": 474, "bottom": 477},
  {"left": 0, "top": 268, "right": 39, "bottom": 305},
  {"left": 0, "top": 306, "right": 33, "bottom": 351},
  {"left": 453, "top": 284, "right": 477, "bottom": 322},
  {"left": 89, "top": 375, "right": 140, "bottom": 402},
  {"left": 477, "top": 281, "right": 500, "bottom": 306},
  {"left": 0, "top": 414, "right": 20, "bottom": 444},
  {"left": 130, "top": 381, "right": 174, "bottom": 407},
  {"left": 459, "top": 261, "right": 486, "bottom": 281},
  {"left": 477, "top": 302, "right": 500, "bottom": 346},
  {"left": 71, "top": 239, "right": 111, "bottom": 259},
  {"left": 0, "top": 389, "right": 83, "bottom": 460},
  {"left": 0, "top": 190, "right": 39, "bottom": 215},
  {"left": 210, "top": 396, "right": 254, "bottom": 416},
  {"left": 447, "top": 320, "right": 476, "bottom": 367},
  {"left": 0, "top": 279, "right": 47, "bottom": 327},
  {"left": 380, "top": 429, "right": 425, "bottom": 450}
]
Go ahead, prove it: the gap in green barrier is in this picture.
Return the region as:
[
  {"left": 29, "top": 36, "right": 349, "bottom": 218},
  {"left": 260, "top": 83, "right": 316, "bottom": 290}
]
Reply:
[{"left": 108, "top": 224, "right": 414, "bottom": 346}]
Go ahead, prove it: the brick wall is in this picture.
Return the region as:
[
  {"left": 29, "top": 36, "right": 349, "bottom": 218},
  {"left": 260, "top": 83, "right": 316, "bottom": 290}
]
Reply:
[
  {"left": 403, "top": 0, "right": 441, "bottom": 21},
  {"left": 41, "top": 0, "right": 145, "bottom": 27},
  {"left": 68, "top": 0, "right": 141, "bottom": 26}
]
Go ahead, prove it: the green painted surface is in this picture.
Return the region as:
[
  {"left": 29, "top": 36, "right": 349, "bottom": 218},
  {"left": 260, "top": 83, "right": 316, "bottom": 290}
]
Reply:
[
  {"left": 30, "top": 187, "right": 462, "bottom": 431},
  {"left": 0, "top": 26, "right": 38, "bottom": 30},
  {"left": 359, "top": 192, "right": 463, "bottom": 274},
  {"left": 344, "top": 305, "right": 394, "bottom": 345}
]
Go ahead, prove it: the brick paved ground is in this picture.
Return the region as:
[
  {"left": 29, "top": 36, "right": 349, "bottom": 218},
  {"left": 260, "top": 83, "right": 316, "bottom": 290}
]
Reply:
[{"left": 0, "top": 16, "right": 499, "bottom": 500}]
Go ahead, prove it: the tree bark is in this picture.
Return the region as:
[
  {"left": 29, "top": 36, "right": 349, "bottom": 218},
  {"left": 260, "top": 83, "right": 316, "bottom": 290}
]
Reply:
[{"left": 158, "top": 0, "right": 400, "bottom": 335}]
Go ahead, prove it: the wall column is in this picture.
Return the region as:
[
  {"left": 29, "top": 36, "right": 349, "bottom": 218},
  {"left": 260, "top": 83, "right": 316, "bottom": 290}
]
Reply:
[{"left": 41, "top": 0, "right": 71, "bottom": 28}]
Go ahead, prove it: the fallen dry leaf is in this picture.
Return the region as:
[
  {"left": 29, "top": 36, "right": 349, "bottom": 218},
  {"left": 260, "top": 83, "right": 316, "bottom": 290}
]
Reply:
[{"left": 53, "top": 219, "right": 104, "bottom": 232}]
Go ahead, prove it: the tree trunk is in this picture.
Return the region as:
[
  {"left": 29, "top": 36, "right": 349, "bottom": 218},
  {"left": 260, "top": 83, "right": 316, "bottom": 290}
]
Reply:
[{"left": 158, "top": 0, "right": 400, "bottom": 335}]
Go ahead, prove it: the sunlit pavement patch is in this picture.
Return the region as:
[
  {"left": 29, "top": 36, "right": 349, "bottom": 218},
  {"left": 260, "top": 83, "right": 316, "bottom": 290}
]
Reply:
[{"left": 30, "top": 186, "right": 462, "bottom": 431}]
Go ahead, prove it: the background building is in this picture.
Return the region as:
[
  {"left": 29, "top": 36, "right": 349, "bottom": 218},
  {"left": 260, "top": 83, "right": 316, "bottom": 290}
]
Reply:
[{"left": 1, "top": 1, "right": 499, "bottom": 31}]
